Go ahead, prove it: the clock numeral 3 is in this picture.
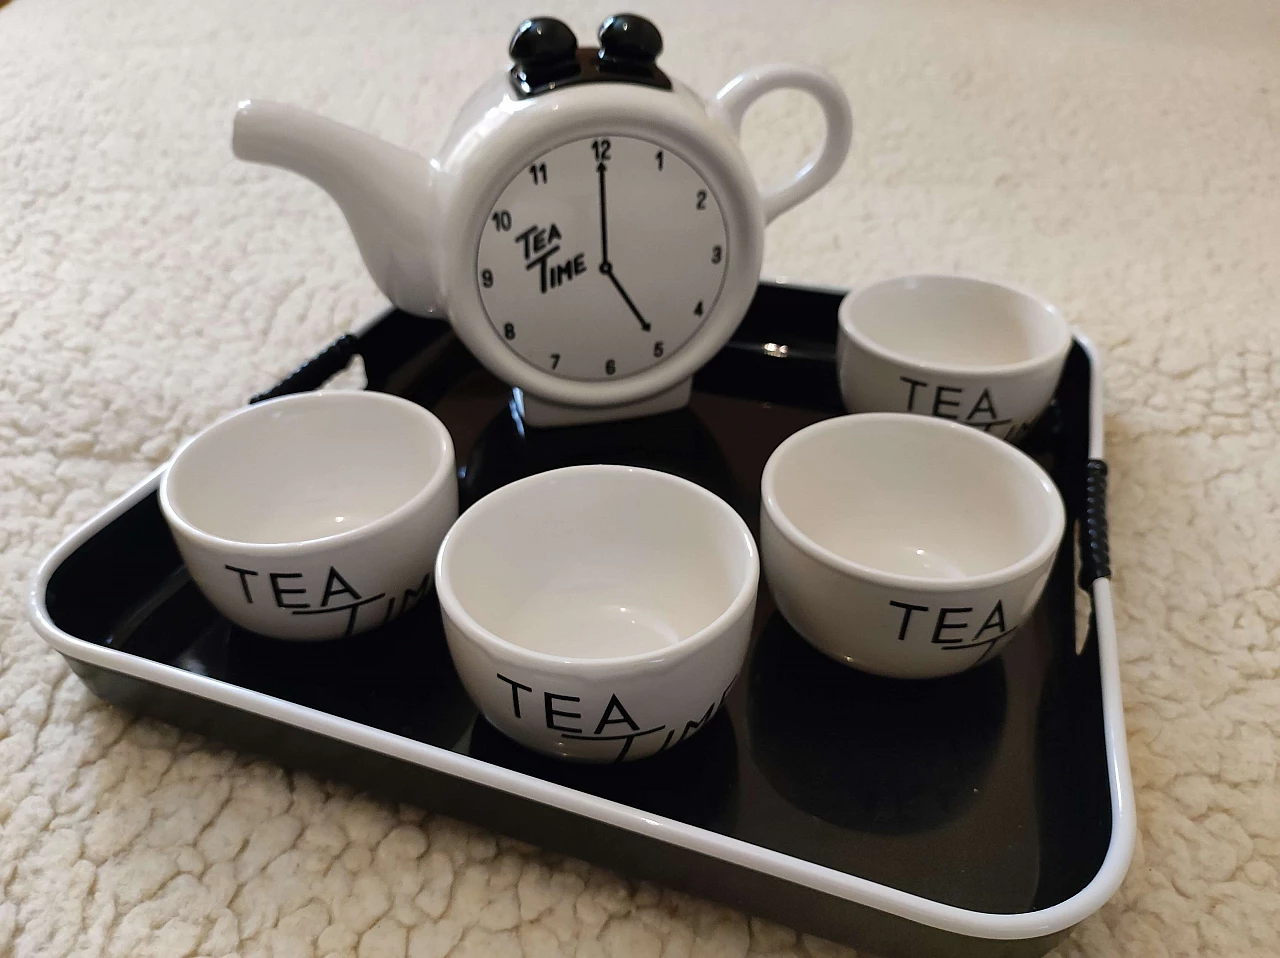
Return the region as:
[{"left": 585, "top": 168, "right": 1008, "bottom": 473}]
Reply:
[
  {"left": 504, "top": 323, "right": 516, "bottom": 340},
  {"left": 549, "top": 353, "right": 561, "bottom": 369},
  {"left": 605, "top": 359, "right": 617, "bottom": 376},
  {"left": 653, "top": 341, "right": 664, "bottom": 358},
  {"left": 592, "top": 139, "right": 611, "bottom": 162},
  {"left": 711, "top": 245, "right": 722, "bottom": 264},
  {"left": 481, "top": 269, "right": 494, "bottom": 288},
  {"left": 696, "top": 190, "right": 707, "bottom": 210},
  {"left": 491, "top": 210, "right": 512, "bottom": 231}
]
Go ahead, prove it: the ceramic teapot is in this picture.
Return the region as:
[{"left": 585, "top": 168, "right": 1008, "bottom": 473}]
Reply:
[{"left": 233, "top": 14, "right": 853, "bottom": 426}]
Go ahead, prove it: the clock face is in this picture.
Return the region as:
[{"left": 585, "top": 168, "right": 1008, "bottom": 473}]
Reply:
[{"left": 476, "top": 134, "right": 729, "bottom": 381}]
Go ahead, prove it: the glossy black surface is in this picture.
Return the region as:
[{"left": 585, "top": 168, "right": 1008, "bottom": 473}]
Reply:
[
  {"left": 507, "top": 15, "right": 671, "bottom": 97},
  {"left": 508, "top": 17, "right": 580, "bottom": 89},
  {"left": 598, "top": 14, "right": 663, "bottom": 64},
  {"left": 44, "top": 283, "right": 1112, "bottom": 930}
]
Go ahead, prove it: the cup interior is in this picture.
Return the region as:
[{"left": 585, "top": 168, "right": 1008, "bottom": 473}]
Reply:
[
  {"left": 765, "top": 415, "right": 1063, "bottom": 582},
  {"left": 164, "top": 391, "right": 451, "bottom": 545},
  {"left": 439, "top": 466, "right": 756, "bottom": 660},
  {"left": 840, "top": 275, "right": 1069, "bottom": 369}
]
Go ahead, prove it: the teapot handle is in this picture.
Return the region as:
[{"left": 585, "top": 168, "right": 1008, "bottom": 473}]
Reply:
[{"left": 711, "top": 64, "right": 853, "bottom": 224}]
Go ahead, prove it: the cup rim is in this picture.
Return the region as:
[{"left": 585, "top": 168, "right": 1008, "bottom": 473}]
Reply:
[
  {"left": 159, "top": 390, "right": 455, "bottom": 556},
  {"left": 435, "top": 464, "right": 760, "bottom": 672},
  {"left": 838, "top": 274, "right": 1073, "bottom": 378},
  {"left": 761, "top": 413, "right": 1066, "bottom": 592}
]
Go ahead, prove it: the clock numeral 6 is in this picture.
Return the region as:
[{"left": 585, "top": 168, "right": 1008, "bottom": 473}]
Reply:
[
  {"left": 504, "top": 323, "right": 516, "bottom": 340},
  {"left": 653, "top": 341, "right": 664, "bottom": 358},
  {"left": 481, "top": 269, "right": 494, "bottom": 288},
  {"left": 491, "top": 210, "right": 512, "bottom": 231},
  {"left": 605, "top": 359, "right": 617, "bottom": 376},
  {"left": 711, "top": 245, "right": 722, "bottom": 264}
]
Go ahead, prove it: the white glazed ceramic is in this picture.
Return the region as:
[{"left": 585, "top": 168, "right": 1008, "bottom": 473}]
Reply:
[
  {"left": 436, "top": 464, "right": 758, "bottom": 762},
  {"left": 160, "top": 391, "right": 457, "bottom": 641},
  {"left": 761, "top": 413, "right": 1065, "bottom": 679},
  {"left": 231, "top": 16, "right": 852, "bottom": 426},
  {"left": 837, "top": 275, "right": 1072, "bottom": 443}
]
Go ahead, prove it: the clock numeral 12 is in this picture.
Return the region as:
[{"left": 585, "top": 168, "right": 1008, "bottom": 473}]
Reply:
[
  {"left": 592, "top": 139, "right": 611, "bottom": 162},
  {"left": 529, "top": 162, "right": 547, "bottom": 185}
]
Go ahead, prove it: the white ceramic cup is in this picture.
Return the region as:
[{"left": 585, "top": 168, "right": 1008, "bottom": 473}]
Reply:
[
  {"left": 761, "top": 413, "right": 1065, "bottom": 679},
  {"left": 436, "top": 465, "right": 759, "bottom": 763},
  {"left": 160, "top": 391, "right": 457, "bottom": 640},
  {"left": 837, "top": 275, "right": 1072, "bottom": 443}
]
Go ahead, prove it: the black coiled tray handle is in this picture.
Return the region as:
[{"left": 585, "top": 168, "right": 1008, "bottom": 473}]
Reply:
[
  {"left": 1078, "top": 459, "right": 1111, "bottom": 588},
  {"left": 250, "top": 334, "right": 361, "bottom": 404}
]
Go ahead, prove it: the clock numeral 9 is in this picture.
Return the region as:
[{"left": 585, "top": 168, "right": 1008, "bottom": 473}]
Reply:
[
  {"left": 504, "top": 323, "right": 516, "bottom": 340},
  {"left": 696, "top": 190, "right": 707, "bottom": 210},
  {"left": 481, "top": 268, "right": 494, "bottom": 288},
  {"left": 653, "top": 341, "right": 664, "bottom": 358},
  {"left": 491, "top": 210, "right": 512, "bottom": 231},
  {"left": 711, "top": 245, "right": 722, "bottom": 264},
  {"left": 592, "top": 139, "right": 611, "bottom": 162},
  {"left": 605, "top": 359, "right": 616, "bottom": 376},
  {"left": 529, "top": 162, "right": 547, "bottom": 185}
]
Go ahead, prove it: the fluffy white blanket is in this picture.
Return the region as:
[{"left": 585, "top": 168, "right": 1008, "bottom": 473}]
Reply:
[{"left": 3, "top": 0, "right": 1278, "bottom": 955}]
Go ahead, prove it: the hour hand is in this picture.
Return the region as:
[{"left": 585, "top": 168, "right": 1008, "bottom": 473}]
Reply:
[{"left": 600, "top": 264, "right": 651, "bottom": 332}]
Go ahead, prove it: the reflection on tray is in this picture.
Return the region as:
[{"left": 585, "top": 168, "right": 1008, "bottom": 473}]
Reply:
[
  {"left": 748, "top": 613, "right": 1006, "bottom": 833},
  {"left": 130, "top": 589, "right": 478, "bottom": 751},
  {"left": 219, "top": 602, "right": 474, "bottom": 746},
  {"left": 467, "top": 709, "right": 738, "bottom": 831},
  {"left": 462, "top": 403, "right": 737, "bottom": 510}
]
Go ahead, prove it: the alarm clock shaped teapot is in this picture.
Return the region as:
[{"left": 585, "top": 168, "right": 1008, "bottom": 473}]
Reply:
[{"left": 232, "top": 14, "right": 853, "bottom": 427}]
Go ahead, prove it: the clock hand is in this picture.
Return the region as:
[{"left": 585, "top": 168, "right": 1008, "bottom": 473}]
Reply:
[
  {"left": 595, "top": 161, "right": 651, "bottom": 332},
  {"left": 602, "top": 266, "right": 652, "bottom": 332},
  {"left": 596, "top": 161, "right": 609, "bottom": 266}
]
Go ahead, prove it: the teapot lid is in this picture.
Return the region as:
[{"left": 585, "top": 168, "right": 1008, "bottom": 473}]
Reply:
[{"left": 508, "top": 14, "right": 672, "bottom": 98}]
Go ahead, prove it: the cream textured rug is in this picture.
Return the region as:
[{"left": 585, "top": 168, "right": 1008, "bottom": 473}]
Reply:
[{"left": 3, "top": 0, "right": 1279, "bottom": 955}]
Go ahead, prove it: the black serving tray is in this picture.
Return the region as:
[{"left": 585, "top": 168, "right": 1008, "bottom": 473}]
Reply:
[{"left": 31, "top": 281, "right": 1134, "bottom": 958}]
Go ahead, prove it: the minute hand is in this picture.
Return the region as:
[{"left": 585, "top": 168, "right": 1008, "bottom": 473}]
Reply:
[{"left": 597, "top": 161, "right": 609, "bottom": 264}]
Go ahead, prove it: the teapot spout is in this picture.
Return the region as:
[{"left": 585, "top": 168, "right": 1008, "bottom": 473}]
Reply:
[{"left": 233, "top": 100, "right": 441, "bottom": 316}]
